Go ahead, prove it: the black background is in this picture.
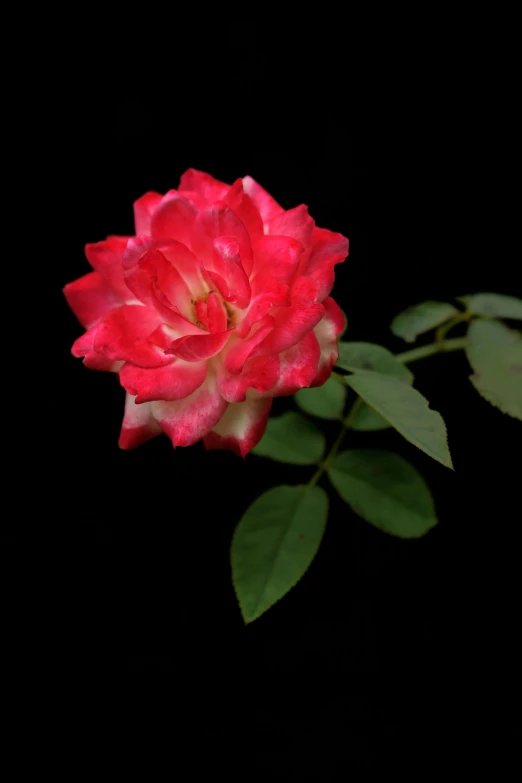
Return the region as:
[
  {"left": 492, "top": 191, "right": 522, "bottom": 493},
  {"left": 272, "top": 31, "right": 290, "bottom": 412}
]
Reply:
[{"left": 18, "top": 26, "right": 521, "bottom": 765}]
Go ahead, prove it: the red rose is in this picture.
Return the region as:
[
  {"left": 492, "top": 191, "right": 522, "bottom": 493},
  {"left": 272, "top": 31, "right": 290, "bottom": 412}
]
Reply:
[{"left": 64, "top": 170, "right": 348, "bottom": 456}]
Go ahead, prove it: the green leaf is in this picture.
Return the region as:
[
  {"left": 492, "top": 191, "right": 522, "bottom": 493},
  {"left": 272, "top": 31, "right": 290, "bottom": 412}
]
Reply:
[
  {"left": 350, "top": 402, "right": 391, "bottom": 431},
  {"left": 231, "top": 485, "right": 328, "bottom": 623},
  {"left": 252, "top": 412, "right": 325, "bottom": 464},
  {"left": 328, "top": 449, "right": 438, "bottom": 538},
  {"left": 346, "top": 373, "right": 453, "bottom": 469},
  {"left": 459, "top": 293, "right": 522, "bottom": 321},
  {"left": 465, "top": 319, "right": 522, "bottom": 421},
  {"left": 336, "top": 342, "right": 413, "bottom": 382},
  {"left": 294, "top": 376, "right": 346, "bottom": 420},
  {"left": 391, "top": 300, "right": 458, "bottom": 343}
]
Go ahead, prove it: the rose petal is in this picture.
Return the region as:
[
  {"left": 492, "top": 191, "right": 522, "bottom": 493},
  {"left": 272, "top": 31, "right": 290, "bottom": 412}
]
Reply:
[
  {"left": 63, "top": 271, "right": 123, "bottom": 329},
  {"left": 150, "top": 190, "right": 197, "bottom": 246},
  {"left": 152, "top": 374, "right": 228, "bottom": 448},
  {"left": 271, "top": 331, "right": 320, "bottom": 396},
  {"left": 223, "top": 315, "right": 274, "bottom": 375},
  {"left": 191, "top": 203, "right": 253, "bottom": 277},
  {"left": 138, "top": 249, "right": 193, "bottom": 320},
  {"left": 122, "top": 237, "right": 160, "bottom": 307},
  {"left": 124, "top": 237, "right": 207, "bottom": 304},
  {"left": 266, "top": 204, "right": 315, "bottom": 258},
  {"left": 93, "top": 305, "right": 170, "bottom": 368},
  {"left": 224, "top": 179, "right": 264, "bottom": 240},
  {"left": 236, "top": 277, "right": 290, "bottom": 339},
  {"left": 290, "top": 276, "right": 320, "bottom": 303},
  {"left": 84, "top": 236, "right": 133, "bottom": 301},
  {"left": 204, "top": 395, "right": 272, "bottom": 457},
  {"left": 147, "top": 284, "right": 194, "bottom": 331},
  {"left": 133, "top": 192, "right": 163, "bottom": 235},
  {"left": 310, "top": 296, "right": 345, "bottom": 386},
  {"left": 165, "top": 329, "right": 232, "bottom": 362},
  {"left": 118, "top": 393, "right": 162, "bottom": 450},
  {"left": 119, "top": 359, "right": 207, "bottom": 403},
  {"left": 251, "top": 235, "right": 303, "bottom": 283},
  {"left": 71, "top": 328, "right": 122, "bottom": 372},
  {"left": 304, "top": 227, "right": 349, "bottom": 301},
  {"left": 253, "top": 302, "right": 325, "bottom": 357},
  {"left": 206, "top": 291, "right": 227, "bottom": 333},
  {"left": 215, "top": 354, "right": 280, "bottom": 403},
  {"left": 147, "top": 323, "right": 187, "bottom": 350},
  {"left": 242, "top": 175, "right": 285, "bottom": 225},
  {"left": 178, "top": 168, "right": 229, "bottom": 204},
  {"left": 208, "top": 237, "right": 251, "bottom": 308},
  {"left": 195, "top": 299, "right": 209, "bottom": 329}
]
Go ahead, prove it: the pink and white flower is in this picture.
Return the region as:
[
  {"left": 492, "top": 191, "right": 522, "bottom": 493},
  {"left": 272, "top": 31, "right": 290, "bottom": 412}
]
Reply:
[{"left": 64, "top": 170, "right": 348, "bottom": 456}]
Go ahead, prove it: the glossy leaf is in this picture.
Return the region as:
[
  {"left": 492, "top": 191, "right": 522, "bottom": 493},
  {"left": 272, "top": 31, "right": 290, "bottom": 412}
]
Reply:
[
  {"left": 231, "top": 485, "right": 328, "bottom": 623},
  {"left": 346, "top": 373, "right": 453, "bottom": 469},
  {"left": 328, "top": 449, "right": 438, "bottom": 538},
  {"left": 466, "top": 319, "right": 522, "bottom": 421},
  {"left": 252, "top": 411, "right": 326, "bottom": 464},
  {"left": 391, "top": 300, "right": 458, "bottom": 343},
  {"left": 336, "top": 342, "right": 413, "bottom": 382},
  {"left": 349, "top": 402, "right": 391, "bottom": 431},
  {"left": 294, "top": 376, "right": 346, "bottom": 420},
  {"left": 459, "top": 293, "right": 522, "bottom": 321}
]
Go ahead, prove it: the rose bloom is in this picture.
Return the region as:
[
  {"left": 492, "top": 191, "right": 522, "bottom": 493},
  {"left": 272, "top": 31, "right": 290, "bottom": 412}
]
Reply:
[{"left": 64, "top": 170, "right": 348, "bottom": 456}]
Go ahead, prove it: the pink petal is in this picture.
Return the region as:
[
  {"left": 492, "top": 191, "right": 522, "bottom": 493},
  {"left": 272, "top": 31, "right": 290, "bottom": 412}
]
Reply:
[
  {"left": 191, "top": 203, "right": 253, "bottom": 277},
  {"left": 304, "top": 227, "right": 349, "bottom": 301},
  {"left": 165, "top": 329, "right": 232, "bottom": 362},
  {"left": 291, "top": 276, "right": 320, "bottom": 303},
  {"left": 195, "top": 299, "right": 209, "bottom": 329},
  {"left": 208, "top": 237, "right": 251, "bottom": 308},
  {"left": 271, "top": 331, "right": 321, "bottom": 395},
  {"left": 161, "top": 242, "right": 209, "bottom": 293},
  {"left": 133, "top": 192, "right": 163, "bottom": 235},
  {"left": 253, "top": 302, "right": 325, "bottom": 357},
  {"left": 138, "top": 249, "right": 193, "bottom": 320},
  {"left": 147, "top": 323, "right": 185, "bottom": 350},
  {"left": 63, "top": 271, "right": 123, "bottom": 329},
  {"left": 150, "top": 190, "right": 197, "bottom": 246},
  {"left": 251, "top": 235, "right": 303, "bottom": 283},
  {"left": 206, "top": 291, "right": 227, "bottom": 333},
  {"left": 84, "top": 236, "right": 133, "bottom": 302},
  {"left": 93, "top": 305, "right": 170, "bottom": 368},
  {"left": 224, "top": 179, "right": 264, "bottom": 240},
  {"left": 71, "top": 329, "right": 122, "bottom": 372},
  {"left": 119, "top": 359, "right": 207, "bottom": 403},
  {"left": 223, "top": 315, "right": 274, "bottom": 375},
  {"left": 266, "top": 205, "right": 315, "bottom": 258},
  {"left": 178, "top": 168, "right": 230, "bottom": 204},
  {"left": 215, "top": 354, "right": 280, "bottom": 403},
  {"left": 122, "top": 237, "right": 160, "bottom": 307},
  {"left": 148, "top": 284, "right": 192, "bottom": 330},
  {"left": 118, "top": 393, "right": 162, "bottom": 450},
  {"left": 124, "top": 237, "right": 207, "bottom": 304},
  {"left": 145, "top": 319, "right": 206, "bottom": 351},
  {"left": 204, "top": 396, "right": 272, "bottom": 457},
  {"left": 242, "top": 175, "right": 285, "bottom": 225},
  {"left": 152, "top": 374, "right": 228, "bottom": 448},
  {"left": 236, "top": 277, "right": 290, "bottom": 339},
  {"left": 310, "top": 296, "right": 345, "bottom": 386}
]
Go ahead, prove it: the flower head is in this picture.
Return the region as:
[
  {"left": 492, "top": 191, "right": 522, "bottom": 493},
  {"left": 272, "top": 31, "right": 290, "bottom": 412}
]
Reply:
[{"left": 64, "top": 170, "right": 348, "bottom": 456}]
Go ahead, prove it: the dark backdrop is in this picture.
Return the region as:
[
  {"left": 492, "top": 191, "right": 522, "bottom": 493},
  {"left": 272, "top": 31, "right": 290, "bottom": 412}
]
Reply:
[{"left": 23, "top": 27, "right": 520, "bottom": 765}]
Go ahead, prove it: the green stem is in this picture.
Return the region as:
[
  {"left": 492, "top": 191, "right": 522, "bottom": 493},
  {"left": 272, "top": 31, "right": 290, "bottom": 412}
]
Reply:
[
  {"left": 395, "top": 336, "right": 468, "bottom": 364},
  {"left": 308, "top": 400, "right": 361, "bottom": 488},
  {"left": 435, "top": 312, "right": 471, "bottom": 348}
]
